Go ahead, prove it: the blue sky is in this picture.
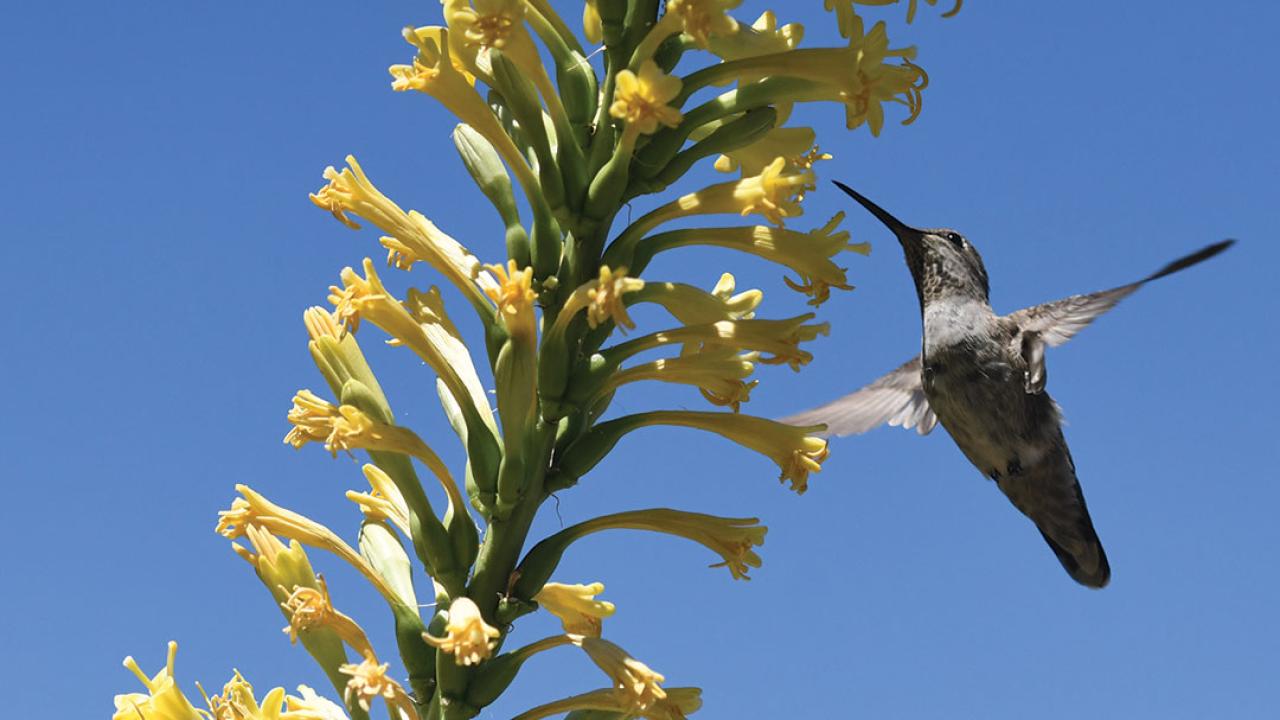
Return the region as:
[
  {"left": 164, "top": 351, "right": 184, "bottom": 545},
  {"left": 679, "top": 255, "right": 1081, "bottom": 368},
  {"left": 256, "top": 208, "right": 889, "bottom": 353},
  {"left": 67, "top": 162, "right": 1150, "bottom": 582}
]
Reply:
[{"left": 3, "top": 2, "right": 1277, "bottom": 718}]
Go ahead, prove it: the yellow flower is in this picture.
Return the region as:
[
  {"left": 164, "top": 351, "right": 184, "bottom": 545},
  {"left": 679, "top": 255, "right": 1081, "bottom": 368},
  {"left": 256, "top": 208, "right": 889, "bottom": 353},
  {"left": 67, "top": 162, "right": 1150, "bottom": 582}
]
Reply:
[
  {"left": 308, "top": 156, "right": 486, "bottom": 308},
  {"left": 280, "top": 575, "right": 376, "bottom": 660},
  {"left": 665, "top": 0, "right": 741, "bottom": 48},
  {"left": 663, "top": 412, "right": 829, "bottom": 492},
  {"left": 402, "top": 285, "right": 498, "bottom": 433},
  {"left": 610, "top": 60, "right": 684, "bottom": 136},
  {"left": 629, "top": 157, "right": 815, "bottom": 236},
  {"left": 512, "top": 687, "right": 702, "bottom": 720},
  {"left": 534, "top": 582, "right": 617, "bottom": 636},
  {"left": 422, "top": 597, "right": 501, "bottom": 666},
  {"left": 577, "top": 508, "right": 767, "bottom": 579},
  {"left": 401, "top": 25, "right": 475, "bottom": 83},
  {"left": 713, "top": 126, "right": 826, "bottom": 177},
  {"left": 797, "top": 20, "right": 927, "bottom": 135},
  {"left": 445, "top": 0, "right": 524, "bottom": 53},
  {"left": 284, "top": 686, "right": 351, "bottom": 720},
  {"left": 633, "top": 274, "right": 761, "bottom": 327},
  {"left": 339, "top": 657, "right": 417, "bottom": 720},
  {"left": 113, "top": 642, "right": 203, "bottom": 720},
  {"left": 584, "top": 411, "right": 827, "bottom": 492},
  {"left": 551, "top": 266, "right": 646, "bottom": 337},
  {"left": 345, "top": 463, "right": 411, "bottom": 534},
  {"left": 389, "top": 26, "right": 487, "bottom": 113},
  {"left": 302, "top": 306, "right": 344, "bottom": 342},
  {"left": 483, "top": 259, "right": 537, "bottom": 340},
  {"left": 583, "top": 0, "right": 603, "bottom": 44},
  {"left": 637, "top": 216, "right": 866, "bottom": 307},
  {"left": 603, "top": 348, "right": 759, "bottom": 412},
  {"left": 201, "top": 671, "right": 291, "bottom": 720},
  {"left": 575, "top": 637, "right": 667, "bottom": 711},
  {"left": 282, "top": 389, "right": 340, "bottom": 451},
  {"left": 837, "top": 20, "right": 927, "bottom": 135},
  {"left": 607, "top": 313, "right": 828, "bottom": 372},
  {"left": 282, "top": 391, "right": 470, "bottom": 517},
  {"left": 327, "top": 258, "right": 495, "bottom": 429},
  {"left": 709, "top": 10, "right": 801, "bottom": 63},
  {"left": 216, "top": 484, "right": 401, "bottom": 606}
]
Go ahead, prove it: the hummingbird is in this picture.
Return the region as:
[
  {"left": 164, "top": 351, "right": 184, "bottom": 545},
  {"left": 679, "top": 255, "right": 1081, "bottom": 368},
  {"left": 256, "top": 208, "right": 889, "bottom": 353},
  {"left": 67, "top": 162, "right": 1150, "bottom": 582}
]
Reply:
[{"left": 786, "top": 181, "right": 1233, "bottom": 588}]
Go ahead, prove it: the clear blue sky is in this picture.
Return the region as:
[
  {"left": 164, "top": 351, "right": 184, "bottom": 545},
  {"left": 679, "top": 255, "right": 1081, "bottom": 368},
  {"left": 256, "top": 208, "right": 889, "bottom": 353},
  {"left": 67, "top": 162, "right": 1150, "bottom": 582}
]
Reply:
[{"left": 3, "top": 2, "right": 1277, "bottom": 717}]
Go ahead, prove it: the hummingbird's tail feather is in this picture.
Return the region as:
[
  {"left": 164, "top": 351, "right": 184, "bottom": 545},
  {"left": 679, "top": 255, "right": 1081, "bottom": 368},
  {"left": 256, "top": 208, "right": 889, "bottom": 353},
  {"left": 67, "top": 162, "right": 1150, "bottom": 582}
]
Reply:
[
  {"left": 997, "top": 443, "right": 1111, "bottom": 588},
  {"left": 1036, "top": 523, "right": 1110, "bottom": 588}
]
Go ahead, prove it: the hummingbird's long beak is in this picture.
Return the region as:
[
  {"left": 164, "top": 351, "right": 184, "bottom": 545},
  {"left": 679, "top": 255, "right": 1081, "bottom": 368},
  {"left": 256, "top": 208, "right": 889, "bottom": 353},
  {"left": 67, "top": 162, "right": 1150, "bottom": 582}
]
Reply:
[{"left": 832, "top": 180, "right": 920, "bottom": 243}]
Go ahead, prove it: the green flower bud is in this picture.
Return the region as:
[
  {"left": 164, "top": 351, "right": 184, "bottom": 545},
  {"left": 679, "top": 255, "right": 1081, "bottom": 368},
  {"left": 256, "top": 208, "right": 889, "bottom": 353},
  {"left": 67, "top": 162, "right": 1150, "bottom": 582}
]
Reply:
[
  {"left": 491, "top": 49, "right": 565, "bottom": 213},
  {"left": 453, "top": 124, "right": 530, "bottom": 268},
  {"left": 556, "top": 51, "right": 598, "bottom": 149}
]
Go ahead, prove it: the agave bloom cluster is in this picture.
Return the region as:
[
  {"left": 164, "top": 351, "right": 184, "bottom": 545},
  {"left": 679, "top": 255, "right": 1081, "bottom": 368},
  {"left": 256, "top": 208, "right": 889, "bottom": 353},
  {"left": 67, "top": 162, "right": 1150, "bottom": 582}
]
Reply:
[{"left": 113, "top": 1, "right": 956, "bottom": 718}]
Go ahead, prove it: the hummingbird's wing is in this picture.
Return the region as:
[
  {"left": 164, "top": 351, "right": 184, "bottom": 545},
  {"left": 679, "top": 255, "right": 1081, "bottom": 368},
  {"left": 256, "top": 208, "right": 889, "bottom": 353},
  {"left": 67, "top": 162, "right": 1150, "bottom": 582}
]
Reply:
[
  {"left": 780, "top": 356, "right": 937, "bottom": 437},
  {"left": 1007, "top": 240, "right": 1234, "bottom": 347}
]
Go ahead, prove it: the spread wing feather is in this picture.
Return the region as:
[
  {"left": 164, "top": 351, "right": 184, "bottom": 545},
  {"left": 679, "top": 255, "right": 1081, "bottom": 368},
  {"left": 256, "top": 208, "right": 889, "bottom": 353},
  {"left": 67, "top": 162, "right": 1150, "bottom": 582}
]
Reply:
[
  {"left": 1008, "top": 240, "right": 1233, "bottom": 347},
  {"left": 781, "top": 356, "right": 936, "bottom": 437}
]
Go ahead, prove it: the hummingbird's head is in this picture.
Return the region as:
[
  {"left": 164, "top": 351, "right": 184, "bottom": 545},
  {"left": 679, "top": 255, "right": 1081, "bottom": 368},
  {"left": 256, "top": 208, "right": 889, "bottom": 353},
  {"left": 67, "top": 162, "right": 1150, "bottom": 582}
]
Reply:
[{"left": 833, "top": 181, "right": 990, "bottom": 307}]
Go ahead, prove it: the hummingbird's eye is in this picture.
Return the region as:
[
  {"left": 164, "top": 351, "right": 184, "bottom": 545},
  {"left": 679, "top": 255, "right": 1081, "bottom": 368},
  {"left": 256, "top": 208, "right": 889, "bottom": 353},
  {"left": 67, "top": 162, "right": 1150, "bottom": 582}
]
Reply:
[{"left": 945, "top": 231, "right": 966, "bottom": 249}]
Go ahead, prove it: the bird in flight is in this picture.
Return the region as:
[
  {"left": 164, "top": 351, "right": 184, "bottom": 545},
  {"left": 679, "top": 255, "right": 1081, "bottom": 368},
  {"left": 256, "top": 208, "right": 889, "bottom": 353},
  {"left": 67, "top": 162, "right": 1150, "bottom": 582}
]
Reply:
[{"left": 785, "top": 181, "right": 1233, "bottom": 587}]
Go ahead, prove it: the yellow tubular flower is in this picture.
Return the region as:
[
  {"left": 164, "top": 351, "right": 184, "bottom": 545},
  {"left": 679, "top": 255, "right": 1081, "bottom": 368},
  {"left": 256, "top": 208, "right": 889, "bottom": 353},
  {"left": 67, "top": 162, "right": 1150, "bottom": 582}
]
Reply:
[
  {"left": 649, "top": 411, "right": 829, "bottom": 492},
  {"left": 534, "top": 582, "right": 617, "bottom": 636},
  {"left": 346, "top": 464, "right": 411, "bottom": 534},
  {"left": 637, "top": 275, "right": 761, "bottom": 326},
  {"left": 645, "top": 214, "right": 867, "bottom": 307},
  {"left": 603, "top": 349, "right": 759, "bottom": 412},
  {"left": 666, "top": 0, "right": 741, "bottom": 48},
  {"left": 389, "top": 26, "right": 545, "bottom": 209},
  {"left": 511, "top": 687, "right": 703, "bottom": 720},
  {"left": 114, "top": 642, "right": 203, "bottom": 720},
  {"left": 422, "top": 597, "right": 501, "bottom": 666},
  {"left": 280, "top": 575, "right": 376, "bottom": 660},
  {"left": 607, "top": 314, "right": 829, "bottom": 371},
  {"left": 389, "top": 25, "right": 490, "bottom": 119},
  {"left": 339, "top": 657, "right": 418, "bottom": 720},
  {"left": 201, "top": 671, "right": 294, "bottom": 720},
  {"left": 285, "top": 686, "right": 352, "bottom": 720},
  {"left": 610, "top": 60, "right": 684, "bottom": 137},
  {"left": 216, "top": 484, "right": 402, "bottom": 607},
  {"left": 328, "top": 258, "right": 495, "bottom": 430},
  {"left": 282, "top": 390, "right": 470, "bottom": 517},
  {"left": 443, "top": 0, "right": 578, "bottom": 145},
  {"left": 308, "top": 156, "right": 488, "bottom": 309},
  {"left": 402, "top": 285, "right": 498, "bottom": 433},
  {"left": 483, "top": 259, "right": 537, "bottom": 341},
  {"left": 577, "top": 508, "right": 767, "bottom": 579},
  {"left": 714, "top": 126, "right": 824, "bottom": 177},
  {"left": 708, "top": 10, "right": 802, "bottom": 64},
  {"left": 629, "top": 158, "right": 815, "bottom": 237},
  {"left": 402, "top": 25, "right": 476, "bottom": 84},
  {"left": 303, "top": 306, "right": 345, "bottom": 342},
  {"left": 574, "top": 637, "right": 667, "bottom": 712},
  {"left": 550, "top": 266, "right": 646, "bottom": 336}
]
